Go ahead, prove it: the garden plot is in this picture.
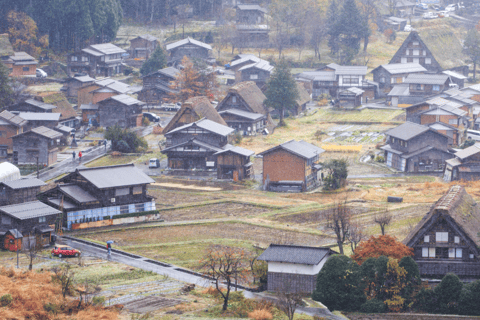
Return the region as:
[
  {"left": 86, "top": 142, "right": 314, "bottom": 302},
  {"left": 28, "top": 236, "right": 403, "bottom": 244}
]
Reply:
[{"left": 323, "top": 125, "right": 385, "bottom": 145}]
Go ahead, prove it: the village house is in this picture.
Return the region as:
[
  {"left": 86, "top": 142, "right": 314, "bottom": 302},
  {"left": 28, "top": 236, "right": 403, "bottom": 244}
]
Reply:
[
  {"left": 215, "top": 146, "right": 255, "bottom": 181},
  {"left": 384, "top": 16, "right": 408, "bottom": 31},
  {"left": 395, "top": 0, "right": 416, "bottom": 17},
  {"left": 389, "top": 31, "right": 442, "bottom": 73},
  {"left": 371, "top": 63, "right": 426, "bottom": 97},
  {"left": 18, "top": 113, "right": 61, "bottom": 132},
  {"left": 0, "top": 111, "right": 27, "bottom": 157},
  {"left": 12, "top": 126, "right": 62, "bottom": 166},
  {"left": 3, "top": 52, "right": 37, "bottom": 77},
  {"left": 293, "top": 83, "right": 311, "bottom": 115},
  {"left": 0, "top": 201, "right": 61, "bottom": 251},
  {"left": 337, "top": 87, "right": 364, "bottom": 109},
  {"left": 163, "top": 96, "right": 227, "bottom": 134},
  {"left": 129, "top": 34, "right": 158, "bottom": 59},
  {"left": 427, "top": 122, "right": 461, "bottom": 147},
  {"left": 96, "top": 94, "right": 144, "bottom": 128},
  {"left": 8, "top": 98, "right": 56, "bottom": 113},
  {"left": 235, "top": 24, "right": 270, "bottom": 49},
  {"left": 258, "top": 244, "right": 337, "bottom": 293},
  {"left": 216, "top": 81, "right": 274, "bottom": 134},
  {"left": 53, "top": 125, "right": 74, "bottom": 146},
  {"left": 403, "top": 186, "right": 480, "bottom": 278},
  {"left": 0, "top": 178, "right": 46, "bottom": 206},
  {"left": 405, "top": 98, "right": 469, "bottom": 130},
  {"left": 137, "top": 67, "right": 180, "bottom": 106},
  {"left": 443, "top": 70, "right": 467, "bottom": 89},
  {"left": 259, "top": 140, "right": 324, "bottom": 192},
  {"left": 229, "top": 54, "right": 261, "bottom": 71},
  {"left": 162, "top": 119, "right": 235, "bottom": 171},
  {"left": 381, "top": 122, "right": 453, "bottom": 172},
  {"left": 39, "top": 164, "right": 155, "bottom": 230},
  {"left": 444, "top": 144, "right": 480, "bottom": 182},
  {"left": 235, "top": 4, "right": 267, "bottom": 24},
  {"left": 41, "top": 93, "right": 80, "bottom": 128},
  {"left": 77, "top": 78, "right": 134, "bottom": 106},
  {"left": 62, "top": 75, "right": 96, "bottom": 99},
  {"left": 67, "top": 43, "right": 126, "bottom": 77},
  {"left": 404, "top": 74, "right": 453, "bottom": 97},
  {"left": 165, "top": 37, "right": 214, "bottom": 66},
  {"left": 237, "top": 60, "right": 273, "bottom": 88}
]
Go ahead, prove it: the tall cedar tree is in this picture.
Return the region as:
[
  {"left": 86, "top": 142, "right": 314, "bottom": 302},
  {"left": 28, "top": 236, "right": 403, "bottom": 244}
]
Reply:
[
  {"left": 351, "top": 235, "right": 413, "bottom": 265},
  {"left": 140, "top": 45, "right": 167, "bottom": 76},
  {"left": 263, "top": 59, "right": 299, "bottom": 126},
  {"left": 463, "top": 28, "right": 480, "bottom": 81},
  {"left": 323, "top": 158, "right": 348, "bottom": 190},
  {"left": 169, "top": 56, "right": 216, "bottom": 103},
  {"left": 338, "top": 0, "right": 365, "bottom": 63},
  {"left": 359, "top": 0, "right": 377, "bottom": 52},
  {"left": 0, "top": 63, "right": 14, "bottom": 110},
  {"left": 326, "top": 0, "right": 340, "bottom": 54}
]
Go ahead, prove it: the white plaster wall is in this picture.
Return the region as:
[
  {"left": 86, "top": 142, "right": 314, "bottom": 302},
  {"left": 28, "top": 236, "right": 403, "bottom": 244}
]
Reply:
[{"left": 268, "top": 256, "right": 328, "bottom": 275}]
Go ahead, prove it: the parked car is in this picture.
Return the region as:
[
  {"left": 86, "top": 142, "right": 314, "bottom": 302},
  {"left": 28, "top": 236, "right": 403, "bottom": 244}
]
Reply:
[
  {"left": 36, "top": 69, "right": 47, "bottom": 78},
  {"left": 51, "top": 245, "right": 81, "bottom": 258},
  {"left": 423, "top": 11, "right": 438, "bottom": 19},
  {"left": 445, "top": 4, "right": 456, "bottom": 11},
  {"left": 432, "top": 4, "right": 444, "bottom": 10},
  {"left": 149, "top": 158, "right": 160, "bottom": 168},
  {"left": 142, "top": 112, "right": 160, "bottom": 122},
  {"left": 438, "top": 10, "right": 450, "bottom": 17},
  {"left": 404, "top": 24, "right": 414, "bottom": 32},
  {"left": 416, "top": 2, "right": 428, "bottom": 10}
]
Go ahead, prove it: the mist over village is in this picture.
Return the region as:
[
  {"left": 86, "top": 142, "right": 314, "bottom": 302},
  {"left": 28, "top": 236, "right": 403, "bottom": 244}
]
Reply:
[{"left": 1, "top": 0, "right": 480, "bottom": 319}]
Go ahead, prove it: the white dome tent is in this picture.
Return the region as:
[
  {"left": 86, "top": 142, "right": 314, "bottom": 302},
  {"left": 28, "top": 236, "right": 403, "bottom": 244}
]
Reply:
[{"left": 0, "top": 162, "right": 21, "bottom": 183}]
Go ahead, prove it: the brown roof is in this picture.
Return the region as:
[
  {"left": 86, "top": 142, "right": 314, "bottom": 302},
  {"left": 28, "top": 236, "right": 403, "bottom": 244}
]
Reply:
[
  {"left": 228, "top": 81, "right": 267, "bottom": 115},
  {"left": 403, "top": 186, "right": 480, "bottom": 249},
  {"left": 163, "top": 96, "right": 227, "bottom": 133},
  {"left": 296, "top": 82, "right": 310, "bottom": 106},
  {"left": 0, "top": 110, "right": 27, "bottom": 127},
  {"left": 40, "top": 93, "right": 78, "bottom": 121}
]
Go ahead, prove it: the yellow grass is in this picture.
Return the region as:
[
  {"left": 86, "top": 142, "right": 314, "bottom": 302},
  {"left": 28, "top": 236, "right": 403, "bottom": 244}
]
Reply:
[{"left": 321, "top": 144, "right": 363, "bottom": 152}]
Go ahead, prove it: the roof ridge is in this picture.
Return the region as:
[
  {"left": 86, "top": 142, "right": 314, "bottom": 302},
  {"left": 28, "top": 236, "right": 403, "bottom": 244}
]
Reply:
[
  {"left": 77, "top": 163, "right": 134, "bottom": 172},
  {"left": 270, "top": 243, "right": 330, "bottom": 250}
]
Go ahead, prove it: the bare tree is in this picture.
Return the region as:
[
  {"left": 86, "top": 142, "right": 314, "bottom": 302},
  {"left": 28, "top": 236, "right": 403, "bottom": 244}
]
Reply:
[
  {"left": 276, "top": 286, "right": 305, "bottom": 320},
  {"left": 23, "top": 234, "right": 42, "bottom": 271},
  {"left": 200, "top": 245, "right": 247, "bottom": 311},
  {"left": 324, "top": 195, "right": 351, "bottom": 255},
  {"left": 374, "top": 205, "right": 392, "bottom": 235},
  {"left": 51, "top": 265, "right": 76, "bottom": 298},
  {"left": 348, "top": 221, "right": 366, "bottom": 252}
]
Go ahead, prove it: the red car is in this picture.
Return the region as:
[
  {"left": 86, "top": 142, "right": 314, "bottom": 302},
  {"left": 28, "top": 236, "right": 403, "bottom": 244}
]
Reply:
[{"left": 51, "top": 245, "right": 81, "bottom": 258}]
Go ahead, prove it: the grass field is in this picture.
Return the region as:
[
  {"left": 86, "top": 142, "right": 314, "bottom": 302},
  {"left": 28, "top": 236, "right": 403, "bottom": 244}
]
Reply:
[{"left": 85, "top": 154, "right": 140, "bottom": 167}]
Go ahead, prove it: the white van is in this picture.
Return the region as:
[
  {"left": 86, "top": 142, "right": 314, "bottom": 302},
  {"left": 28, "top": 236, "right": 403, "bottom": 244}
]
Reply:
[
  {"left": 149, "top": 158, "right": 160, "bottom": 168},
  {"left": 467, "top": 129, "right": 480, "bottom": 141}
]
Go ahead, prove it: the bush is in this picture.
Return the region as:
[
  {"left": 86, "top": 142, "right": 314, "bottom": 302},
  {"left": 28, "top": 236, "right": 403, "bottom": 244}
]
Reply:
[
  {"left": 0, "top": 294, "right": 12, "bottom": 307},
  {"left": 459, "top": 280, "right": 480, "bottom": 316},
  {"left": 434, "top": 273, "right": 463, "bottom": 314},
  {"left": 375, "top": 155, "right": 385, "bottom": 163},
  {"left": 44, "top": 302, "right": 58, "bottom": 314},
  {"left": 105, "top": 125, "right": 148, "bottom": 153},
  {"left": 233, "top": 131, "right": 243, "bottom": 144},
  {"left": 360, "top": 299, "right": 386, "bottom": 313},
  {"left": 103, "top": 215, "right": 111, "bottom": 220},
  {"left": 248, "top": 309, "right": 273, "bottom": 320},
  {"left": 142, "top": 117, "right": 150, "bottom": 126},
  {"left": 92, "top": 296, "right": 105, "bottom": 306}
]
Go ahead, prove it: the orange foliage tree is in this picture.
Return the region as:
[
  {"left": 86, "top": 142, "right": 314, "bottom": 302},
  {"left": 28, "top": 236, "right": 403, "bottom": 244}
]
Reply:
[
  {"left": 351, "top": 235, "right": 413, "bottom": 265},
  {"left": 7, "top": 11, "right": 48, "bottom": 57}
]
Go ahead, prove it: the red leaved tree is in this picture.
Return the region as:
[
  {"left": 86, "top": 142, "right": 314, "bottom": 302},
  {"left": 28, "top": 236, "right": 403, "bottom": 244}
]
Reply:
[{"left": 351, "top": 235, "right": 413, "bottom": 265}]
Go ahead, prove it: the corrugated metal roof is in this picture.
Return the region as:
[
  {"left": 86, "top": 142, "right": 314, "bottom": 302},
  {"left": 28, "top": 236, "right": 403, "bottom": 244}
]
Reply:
[
  {"left": 47, "top": 197, "right": 77, "bottom": 210},
  {"left": 454, "top": 144, "right": 480, "bottom": 160},
  {"left": 0, "top": 110, "right": 27, "bottom": 127},
  {"left": 259, "top": 140, "right": 324, "bottom": 159},
  {"left": 1, "top": 178, "right": 45, "bottom": 189},
  {"left": 385, "top": 122, "right": 430, "bottom": 140},
  {"left": 18, "top": 112, "right": 61, "bottom": 121},
  {"left": 0, "top": 201, "right": 60, "bottom": 220},
  {"left": 59, "top": 184, "right": 98, "bottom": 203},
  {"left": 443, "top": 70, "right": 467, "bottom": 80},
  {"left": 168, "top": 118, "right": 234, "bottom": 136},
  {"left": 238, "top": 60, "right": 274, "bottom": 72},
  {"left": 54, "top": 125, "right": 74, "bottom": 134},
  {"left": 258, "top": 244, "right": 333, "bottom": 265},
  {"left": 158, "top": 67, "right": 180, "bottom": 78},
  {"left": 88, "top": 43, "right": 126, "bottom": 55},
  {"left": 218, "top": 109, "right": 264, "bottom": 120},
  {"left": 81, "top": 48, "right": 104, "bottom": 57},
  {"left": 235, "top": 4, "right": 267, "bottom": 12},
  {"left": 13, "top": 126, "right": 63, "bottom": 140},
  {"left": 466, "top": 83, "right": 480, "bottom": 92},
  {"left": 23, "top": 99, "right": 56, "bottom": 110},
  {"left": 404, "top": 74, "right": 450, "bottom": 85},
  {"left": 10, "top": 51, "right": 36, "bottom": 62},
  {"left": 166, "top": 37, "right": 212, "bottom": 51},
  {"left": 80, "top": 103, "right": 98, "bottom": 110},
  {"left": 379, "top": 63, "right": 426, "bottom": 74},
  {"left": 345, "top": 87, "right": 364, "bottom": 95},
  {"left": 162, "top": 138, "right": 224, "bottom": 153},
  {"left": 230, "top": 54, "right": 261, "bottom": 67},
  {"left": 298, "top": 71, "right": 336, "bottom": 81},
  {"left": 214, "top": 146, "right": 255, "bottom": 157},
  {"left": 76, "top": 164, "right": 154, "bottom": 189},
  {"left": 326, "top": 63, "right": 367, "bottom": 75},
  {"left": 108, "top": 94, "right": 144, "bottom": 106},
  {"left": 73, "top": 75, "right": 95, "bottom": 83},
  {"left": 388, "top": 85, "right": 410, "bottom": 96},
  {"left": 428, "top": 122, "right": 458, "bottom": 131}
]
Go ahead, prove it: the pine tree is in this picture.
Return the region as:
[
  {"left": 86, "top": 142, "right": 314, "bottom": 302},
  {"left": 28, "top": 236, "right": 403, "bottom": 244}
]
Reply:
[
  {"left": 464, "top": 28, "right": 480, "bottom": 81},
  {"left": 338, "top": 0, "right": 365, "bottom": 63},
  {"left": 0, "top": 63, "right": 14, "bottom": 110},
  {"left": 140, "top": 45, "right": 167, "bottom": 76},
  {"left": 263, "top": 59, "right": 298, "bottom": 126},
  {"left": 326, "top": 0, "right": 340, "bottom": 54}
]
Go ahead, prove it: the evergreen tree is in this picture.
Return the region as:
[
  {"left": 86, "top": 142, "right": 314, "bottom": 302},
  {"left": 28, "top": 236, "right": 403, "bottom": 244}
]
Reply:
[
  {"left": 463, "top": 28, "right": 480, "bottom": 81},
  {"left": 0, "top": 63, "right": 14, "bottom": 110},
  {"left": 322, "top": 158, "right": 348, "bottom": 190},
  {"left": 399, "top": 256, "right": 421, "bottom": 305},
  {"left": 338, "top": 0, "right": 364, "bottom": 63},
  {"left": 326, "top": 0, "right": 340, "bottom": 54},
  {"left": 434, "top": 273, "right": 463, "bottom": 314},
  {"left": 140, "top": 45, "right": 167, "bottom": 76},
  {"left": 263, "top": 59, "right": 299, "bottom": 126},
  {"left": 459, "top": 280, "right": 480, "bottom": 316}
]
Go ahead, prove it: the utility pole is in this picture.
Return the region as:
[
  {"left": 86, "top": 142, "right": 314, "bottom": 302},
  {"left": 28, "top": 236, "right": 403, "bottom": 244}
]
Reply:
[
  {"left": 36, "top": 156, "right": 39, "bottom": 179},
  {"left": 16, "top": 244, "right": 19, "bottom": 269}
]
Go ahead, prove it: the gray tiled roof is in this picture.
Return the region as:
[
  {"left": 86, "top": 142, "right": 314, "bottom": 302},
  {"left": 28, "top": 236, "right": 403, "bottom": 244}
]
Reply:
[
  {"left": 214, "top": 146, "right": 255, "bottom": 157},
  {"left": 23, "top": 99, "right": 56, "bottom": 111},
  {"left": 59, "top": 184, "right": 98, "bottom": 203},
  {"left": 239, "top": 60, "right": 274, "bottom": 72},
  {"left": 1, "top": 178, "right": 45, "bottom": 189},
  {"left": 108, "top": 94, "right": 144, "bottom": 106},
  {"left": 0, "top": 110, "right": 27, "bottom": 127},
  {"left": 454, "top": 144, "right": 480, "bottom": 160},
  {"left": 259, "top": 140, "right": 324, "bottom": 159},
  {"left": 258, "top": 244, "right": 333, "bottom": 265},
  {"left": 230, "top": 54, "right": 261, "bottom": 67},
  {"left": 88, "top": 43, "right": 126, "bottom": 55},
  {"left": 0, "top": 201, "right": 60, "bottom": 220},
  {"left": 404, "top": 74, "right": 450, "bottom": 85},
  {"left": 385, "top": 122, "right": 430, "bottom": 140},
  {"left": 378, "top": 63, "right": 426, "bottom": 74},
  {"left": 388, "top": 85, "right": 410, "bottom": 96},
  {"left": 218, "top": 109, "right": 264, "bottom": 120},
  {"left": 167, "top": 119, "right": 235, "bottom": 137},
  {"left": 162, "top": 138, "right": 224, "bottom": 153},
  {"left": 75, "top": 164, "right": 154, "bottom": 189},
  {"left": 14, "top": 126, "right": 63, "bottom": 140},
  {"left": 235, "top": 4, "right": 267, "bottom": 13},
  {"left": 158, "top": 67, "right": 180, "bottom": 78},
  {"left": 326, "top": 63, "right": 367, "bottom": 75},
  {"left": 18, "top": 112, "right": 61, "bottom": 121},
  {"left": 442, "top": 70, "right": 467, "bottom": 80},
  {"left": 166, "top": 37, "right": 212, "bottom": 51}
]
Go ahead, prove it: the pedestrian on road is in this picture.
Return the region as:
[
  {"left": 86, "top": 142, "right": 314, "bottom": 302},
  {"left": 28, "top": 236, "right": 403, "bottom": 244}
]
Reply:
[
  {"left": 107, "top": 242, "right": 111, "bottom": 255},
  {"left": 78, "top": 151, "right": 82, "bottom": 162},
  {"left": 72, "top": 151, "right": 76, "bottom": 161}
]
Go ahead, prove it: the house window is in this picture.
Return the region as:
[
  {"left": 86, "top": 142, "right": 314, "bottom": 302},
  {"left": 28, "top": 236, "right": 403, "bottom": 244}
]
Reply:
[
  {"left": 422, "top": 247, "right": 428, "bottom": 257},
  {"left": 71, "top": 56, "right": 78, "bottom": 61},
  {"left": 406, "top": 50, "right": 409, "bottom": 56},
  {"left": 454, "top": 236, "right": 460, "bottom": 244},
  {"left": 416, "top": 84, "right": 423, "bottom": 90},
  {"left": 2, "top": 215, "right": 11, "bottom": 225},
  {"left": 456, "top": 248, "right": 462, "bottom": 258},
  {"left": 413, "top": 49, "right": 419, "bottom": 56},
  {"left": 401, "top": 58, "right": 407, "bottom": 63},
  {"left": 436, "top": 232, "right": 448, "bottom": 243},
  {"left": 250, "top": 74, "right": 258, "bottom": 80},
  {"left": 23, "top": 67, "right": 29, "bottom": 71},
  {"left": 232, "top": 96, "right": 237, "bottom": 103},
  {"left": 413, "top": 41, "right": 419, "bottom": 46},
  {"left": 39, "top": 216, "right": 46, "bottom": 223},
  {"left": 423, "top": 50, "right": 426, "bottom": 56},
  {"left": 429, "top": 247, "right": 435, "bottom": 258},
  {"left": 449, "top": 248, "right": 455, "bottom": 258},
  {"left": 425, "top": 58, "right": 431, "bottom": 64},
  {"left": 424, "top": 235, "right": 430, "bottom": 243},
  {"left": 380, "top": 77, "right": 385, "bottom": 83},
  {"left": 449, "top": 119, "right": 458, "bottom": 125},
  {"left": 115, "top": 187, "right": 130, "bottom": 196},
  {"left": 470, "top": 254, "right": 475, "bottom": 259},
  {"left": 82, "top": 56, "right": 89, "bottom": 62},
  {"left": 343, "top": 76, "right": 359, "bottom": 85},
  {"left": 132, "top": 186, "right": 143, "bottom": 194},
  {"left": 433, "top": 85, "right": 440, "bottom": 91},
  {"left": 413, "top": 58, "right": 419, "bottom": 64}
]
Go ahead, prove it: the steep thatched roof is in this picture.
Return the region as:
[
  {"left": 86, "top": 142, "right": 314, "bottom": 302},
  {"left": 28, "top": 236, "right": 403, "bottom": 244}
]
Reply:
[
  {"left": 163, "top": 96, "right": 226, "bottom": 133},
  {"left": 40, "top": 93, "right": 78, "bottom": 121},
  {"left": 403, "top": 186, "right": 480, "bottom": 251},
  {"left": 228, "top": 81, "right": 267, "bottom": 115},
  {"left": 296, "top": 83, "right": 310, "bottom": 106}
]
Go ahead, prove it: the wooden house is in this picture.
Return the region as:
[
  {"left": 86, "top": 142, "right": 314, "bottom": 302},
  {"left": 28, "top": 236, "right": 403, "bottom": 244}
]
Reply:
[
  {"left": 371, "top": 63, "right": 426, "bottom": 96},
  {"left": 427, "top": 122, "right": 461, "bottom": 147},
  {"left": 443, "top": 70, "right": 467, "bottom": 89},
  {"left": 405, "top": 98, "right": 468, "bottom": 129},
  {"left": 0, "top": 178, "right": 46, "bottom": 206},
  {"left": 404, "top": 74, "right": 452, "bottom": 97},
  {"left": 3, "top": 52, "right": 37, "bottom": 77},
  {"left": 77, "top": 78, "right": 132, "bottom": 106},
  {"left": 165, "top": 37, "right": 214, "bottom": 66},
  {"left": 163, "top": 96, "right": 227, "bottom": 134},
  {"left": 67, "top": 43, "right": 126, "bottom": 77},
  {"left": 53, "top": 125, "right": 74, "bottom": 146},
  {"left": 235, "top": 4, "right": 267, "bottom": 24},
  {"left": 162, "top": 119, "right": 235, "bottom": 170},
  {"left": 12, "top": 126, "right": 62, "bottom": 166},
  {"left": 381, "top": 122, "right": 453, "bottom": 172},
  {"left": 238, "top": 60, "right": 273, "bottom": 88},
  {"left": 389, "top": 31, "right": 442, "bottom": 73},
  {"left": 403, "top": 186, "right": 480, "bottom": 278},
  {"left": 79, "top": 103, "right": 99, "bottom": 124},
  {"left": 138, "top": 67, "right": 180, "bottom": 105},
  {"left": 395, "top": 0, "right": 416, "bottom": 16},
  {"left": 129, "top": 34, "right": 158, "bottom": 59},
  {"left": 42, "top": 93, "right": 79, "bottom": 128},
  {"left": 0, "top": 201, "right": 61, "bottom": 251},
  {"left": 97, "top": 94, "right": 144, "bottom": 128},
  {"left": 384, "top": 16, "right": 407, "bottom": 31},
  {"left": 258, "top": 244, "right": 337, "bottom": 293},
  {"left": 216, "top": 81, "right": 273, "bottom": 134},
  {"left": 235, "top": 25, "right": 270, "bottom": 49},
  {"left": 294, "top": 83, "right": 311, "bottom": 115},
  {"left": 337, "top": 87, "right": 364, "bottom": 109},
  {"left": 0, "top": 111, "right": 27, "bottom": 157},
  {"left": 444, "top": 144, "right": 480, "bottom": 182},
  {"left": 9, "top": 98, "right": 56, "bottom": 113},
  {"left": 215, "top": 146, "right": 254, "bottom": 180},
  {"left": 259, "top": 140, "right": 324, "bottom": 192},
  {"left": 39, "top": 164, "right": 155, "bottom": 230},
  {"left": 18, "top": 113, "right": 61, "bottom": 131},
  {"left": 62, "top": 75, "right": 95, "bottom": 98},
  {"left": 229, "top": 54, "right": 262, "bottom": 72}
]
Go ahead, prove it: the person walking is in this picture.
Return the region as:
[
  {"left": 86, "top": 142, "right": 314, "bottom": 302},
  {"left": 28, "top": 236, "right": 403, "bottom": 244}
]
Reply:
[
  {"left": 72, "top": 151, "right": 76, "bottom": 161},
  {"left": 78, "top": 151, "right": 82, "bottom": 162},
  {"left": 107, "top": 242, "right": 111, "bottom": 255}
]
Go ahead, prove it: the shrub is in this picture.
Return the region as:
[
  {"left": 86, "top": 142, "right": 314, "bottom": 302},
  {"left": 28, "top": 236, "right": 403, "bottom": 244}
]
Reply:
[
  {"left": 434, "top": 273, "right": 463, "bottom": 314},
  {"left": 92, "top": 296, "right": 105, "bottom": 306},
  {"left": 142, "top": 117, "right": 150, "bottom": 126},
  {"left": 248, "top": 309, "right": 273, "bottom": 320},
  {"left": 0, "top": 294, "right": 12, "bottom": 307},
  {"left": 103, "top": 215, "right": 111, "bottom": 220},
  {"left": 233, "top": 131, "right": 243, "bottom": 144},
  {"left": 459, "top": 280, "right": 480, "bottom": 316},
  {"left": 43, "top": 302, "right": 58, "bottom": 314},
  {"left": 375, "top": 155, "right": 385, "bottom": 163},
  {"left": 360, "top": 299, "right": 386, "bottom": 313}
]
